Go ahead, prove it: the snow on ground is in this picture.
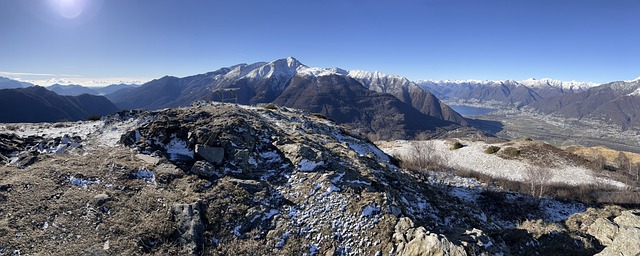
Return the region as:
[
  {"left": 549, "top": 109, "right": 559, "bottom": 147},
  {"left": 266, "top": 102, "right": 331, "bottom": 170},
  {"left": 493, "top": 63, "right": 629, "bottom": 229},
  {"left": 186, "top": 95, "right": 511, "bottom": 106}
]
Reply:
[
  {"left": 377, "top": 139, "right": 626, "bottom": 188},
  {"left": 0, "top": 121, "right": 103, "bottom": 139},
  {"left": 0, "top": 114, "right": 151, "bottom": 152}
]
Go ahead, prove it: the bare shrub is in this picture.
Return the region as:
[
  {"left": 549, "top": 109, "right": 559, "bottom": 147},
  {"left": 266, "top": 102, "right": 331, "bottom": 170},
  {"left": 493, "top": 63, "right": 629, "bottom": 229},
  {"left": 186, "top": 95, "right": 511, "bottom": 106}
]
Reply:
[
  {"left": 501, "top": 147, "right": 520, "bottom": 158},
  {"left": 630, "top": 163, "right": 640, "bottom": 182},
  {"left": 263, "top": 104, "right": 278, "bottom": 110},
  {"left": 517, "top": 219, "right": 566, "bottom": 239},
  {"left": 614, "top": 152, "right": 630, "bottom": 172},
  {"left": 484, "top": 146, "right": 501, "bottom": 154},
  {"left": 592, "top": 154, "right": 606, "bottom": 171},
  {"left": 523, "top": 166, "right": 553, "bottom": 198},
  {"left": 400, "top": 141, "right": 445, "bottom": 172},
  {"left": 449, "top": 141, "right": 463, "bottom": 150}
]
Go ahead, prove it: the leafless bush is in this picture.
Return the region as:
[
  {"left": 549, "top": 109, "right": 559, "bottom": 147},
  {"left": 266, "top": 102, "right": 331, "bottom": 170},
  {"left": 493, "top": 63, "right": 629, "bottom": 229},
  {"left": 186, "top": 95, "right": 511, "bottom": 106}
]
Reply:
[
  {"left": 400, "top": 141, "right": 445, "bottom": 172},
  {"left": 592, "top": 154, "right": 607, "bottom": 171},
  {"left": 449, "top": 141, "right": 463, "bottom": 150},
  {"left": 523, "top": 166, "right": 553, "bottom": 198},
  {"left": 484, "top": 146, "right": 501, "bottom": 154},
  {"left": 630, "top": 163, "right": 640, "bottom": 182},
  {"left": 614, "top": 152, "right": 630, "bottom": 172}
]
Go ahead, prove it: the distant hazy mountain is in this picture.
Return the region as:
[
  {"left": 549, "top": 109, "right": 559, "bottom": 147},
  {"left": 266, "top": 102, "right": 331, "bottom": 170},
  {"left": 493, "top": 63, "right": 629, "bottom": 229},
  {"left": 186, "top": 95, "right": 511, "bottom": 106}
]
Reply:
[
  {"left": 0, "top": 77, "right": 33, "bottom": 89},
  {"left": 93, "top": 83, "right": 140, "bottom": 95},
  {"left": 47, "top": 84, "right": 100, "bottom": 96},
  {"left": 0, "top": 86, "right": 119, "bottom": 123},
  {"left": 529, "top": 79, "right": 640, "bottom": 129},
  {"left": 47, "top": 83, "right": 140, "bottom": 96},
  {"left": 418, "top": 78, "right": 598, "bottom": 108},
  {"left": 106, "top": 57, "right": 467, "bottom": 139}
]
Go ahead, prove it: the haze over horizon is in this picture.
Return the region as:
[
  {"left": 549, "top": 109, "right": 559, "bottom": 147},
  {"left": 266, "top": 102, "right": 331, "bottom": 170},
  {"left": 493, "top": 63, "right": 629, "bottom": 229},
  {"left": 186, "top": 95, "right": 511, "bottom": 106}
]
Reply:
[{"left": 1, "top": 0, "right": 639, "bottom": 86}]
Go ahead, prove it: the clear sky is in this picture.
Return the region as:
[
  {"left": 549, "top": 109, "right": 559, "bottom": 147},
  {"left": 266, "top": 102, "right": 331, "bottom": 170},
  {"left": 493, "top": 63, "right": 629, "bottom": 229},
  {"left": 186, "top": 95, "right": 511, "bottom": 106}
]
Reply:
[{"left": 1, "top": 0, "right": 639, "bottom": 86}]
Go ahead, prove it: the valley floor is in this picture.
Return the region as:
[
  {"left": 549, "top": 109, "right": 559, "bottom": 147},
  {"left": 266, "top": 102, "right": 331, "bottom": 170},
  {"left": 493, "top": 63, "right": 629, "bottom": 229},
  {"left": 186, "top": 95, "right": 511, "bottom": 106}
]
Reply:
[{"left": 470, "top": 110, "right": 640, "bottom": 154}]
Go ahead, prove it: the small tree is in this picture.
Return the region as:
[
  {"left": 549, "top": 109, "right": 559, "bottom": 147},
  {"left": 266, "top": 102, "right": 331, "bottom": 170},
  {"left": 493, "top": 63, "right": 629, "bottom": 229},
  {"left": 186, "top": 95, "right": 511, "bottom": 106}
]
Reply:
[
  {"left": 405, "top": 141, "right": 443, "bottom": 171},
  {"left": 523, "top": 166, "right": 554, "bottom": 198},
  {"left": 630, "top": 163, "right": 640, "bottom": 182},
  {"left": 614, "top": 152, "right": 630, "bottom": 173},
  {"left": 593, "top": 154, "right": 607, "bottom": 171}
]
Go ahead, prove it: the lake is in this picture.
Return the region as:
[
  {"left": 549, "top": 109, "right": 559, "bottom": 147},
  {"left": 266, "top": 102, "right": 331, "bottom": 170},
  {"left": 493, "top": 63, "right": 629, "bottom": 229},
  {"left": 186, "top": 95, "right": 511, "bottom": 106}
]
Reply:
[{"left": 450, "top": 105, "right": 497, "bottom": 117}]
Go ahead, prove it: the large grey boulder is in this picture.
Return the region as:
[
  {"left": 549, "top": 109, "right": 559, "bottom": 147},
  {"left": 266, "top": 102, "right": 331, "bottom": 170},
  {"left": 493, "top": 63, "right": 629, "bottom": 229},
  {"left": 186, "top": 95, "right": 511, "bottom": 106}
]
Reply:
[
  {"left": 171, "top": 201, "right": 205, "bottom": 255},
  {"left": 393, "top": 217, "right": 467, "bottom": 256},
  {"left": 613, "top": 210, "right": 640, "bottom": 228},
  {"left": 587, "top": 218, "right": 619, "bottom": 246},
  {"left": 594, "top": 210, "right": 640, "bottom": 256},
  {"left": 195, "top": 144, "right": 224, "bottom": 164}
]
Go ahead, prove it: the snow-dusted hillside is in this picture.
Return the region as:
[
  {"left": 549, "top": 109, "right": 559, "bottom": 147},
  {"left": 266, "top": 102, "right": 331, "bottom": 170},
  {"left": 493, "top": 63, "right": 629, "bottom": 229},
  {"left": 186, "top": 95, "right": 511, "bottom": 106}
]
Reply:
[{"left": 377, "top": 139, "right": 625, "bottom": 188}]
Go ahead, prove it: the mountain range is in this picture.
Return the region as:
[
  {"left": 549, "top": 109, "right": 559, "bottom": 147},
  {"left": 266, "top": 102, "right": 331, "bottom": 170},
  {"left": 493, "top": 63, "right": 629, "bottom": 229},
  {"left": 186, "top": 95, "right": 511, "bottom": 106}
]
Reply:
[
  {"left": 106, "top": 57, "right": 467, "bottom": 139},
  {"left": 0, "top": 86, "right": 119, "bottom": 123},
  {"left": 0, "top": 77, "right": 33, "bottom": 89},
  {"left": 47, "top": 83, "right": 140, "bottom": 96},
  {"left": 418, "top": 78, "right": 598, "bottom": 108},
  {"left": 529, "top": 79, "right": 640, "bottom": 129}
]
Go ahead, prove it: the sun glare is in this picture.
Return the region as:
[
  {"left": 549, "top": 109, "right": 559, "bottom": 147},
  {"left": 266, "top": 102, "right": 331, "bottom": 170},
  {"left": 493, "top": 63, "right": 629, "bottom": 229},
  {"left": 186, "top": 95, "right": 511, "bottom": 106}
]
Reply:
[{"left": 50, "top": 0, "right": 86, "bottom": 19}]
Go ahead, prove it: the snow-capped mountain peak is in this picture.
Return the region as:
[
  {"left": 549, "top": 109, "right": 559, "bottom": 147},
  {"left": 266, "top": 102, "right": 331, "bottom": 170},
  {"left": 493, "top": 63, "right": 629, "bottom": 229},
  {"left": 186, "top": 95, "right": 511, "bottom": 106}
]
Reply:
[
  {"left": 519, "top": 78, "right": 598, "bottom": 90},
  {"left": 244, "top": 57, "right": 306, "bottom": 81},
  {"left": 297, "top": 67, "right": 348, "bottom": 77}
]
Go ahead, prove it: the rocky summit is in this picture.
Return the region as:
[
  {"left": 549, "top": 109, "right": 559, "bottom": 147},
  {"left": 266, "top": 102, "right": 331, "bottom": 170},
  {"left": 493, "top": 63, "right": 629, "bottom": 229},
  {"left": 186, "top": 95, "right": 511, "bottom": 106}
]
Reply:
[{"left": 0, "top": 102, "right": 638, "bottom": 255}]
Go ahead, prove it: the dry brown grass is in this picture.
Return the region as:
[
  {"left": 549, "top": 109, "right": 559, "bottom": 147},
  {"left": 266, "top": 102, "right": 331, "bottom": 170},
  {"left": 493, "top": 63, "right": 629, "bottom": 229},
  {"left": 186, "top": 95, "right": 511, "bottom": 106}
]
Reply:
[{"left": 565, "top": 145, "right": 640, "bottom": 165}]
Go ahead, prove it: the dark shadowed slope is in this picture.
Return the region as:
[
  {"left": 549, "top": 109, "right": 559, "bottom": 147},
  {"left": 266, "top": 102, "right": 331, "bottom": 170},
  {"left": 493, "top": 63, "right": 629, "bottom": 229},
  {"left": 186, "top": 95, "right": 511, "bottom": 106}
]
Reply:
[
  {"left": 105, "top": 57, "right": 467, "bottom": 139},
  {"left": 273, "top": 74, "right": 459, "bottom": 139},
  {"left": 0, "top": 86, "right": 119, "bottom": 122}
]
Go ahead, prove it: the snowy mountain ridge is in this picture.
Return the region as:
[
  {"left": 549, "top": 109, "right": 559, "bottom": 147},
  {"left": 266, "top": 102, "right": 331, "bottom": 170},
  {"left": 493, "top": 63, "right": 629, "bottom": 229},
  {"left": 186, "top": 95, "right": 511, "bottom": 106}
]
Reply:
[{"left": 418, "top": 78, "right": 599, "bottom": 90}]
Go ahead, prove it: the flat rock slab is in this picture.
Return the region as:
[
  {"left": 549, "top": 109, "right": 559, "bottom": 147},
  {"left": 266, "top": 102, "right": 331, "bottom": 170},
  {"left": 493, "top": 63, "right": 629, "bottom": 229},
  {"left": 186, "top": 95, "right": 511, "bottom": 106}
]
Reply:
[
  {"left": 195, "top": 144, "right": 224, "bottom": 164},
  {"left": 135, "top": 154, "right": 161, "bottom": 165}
]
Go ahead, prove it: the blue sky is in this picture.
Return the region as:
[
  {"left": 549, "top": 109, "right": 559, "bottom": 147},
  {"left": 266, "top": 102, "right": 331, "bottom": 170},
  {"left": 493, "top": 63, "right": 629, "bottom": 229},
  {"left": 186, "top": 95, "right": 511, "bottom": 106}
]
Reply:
[{"left": 1, "top": 0, "right": 638, "bottom": 86}]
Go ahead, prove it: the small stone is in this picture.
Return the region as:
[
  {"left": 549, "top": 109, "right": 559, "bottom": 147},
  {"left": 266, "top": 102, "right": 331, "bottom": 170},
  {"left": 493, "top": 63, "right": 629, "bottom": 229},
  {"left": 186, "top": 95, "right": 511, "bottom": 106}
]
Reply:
[
  {"left": 94, "top": 193, "right": 111, "bottom": 206},
  {"left": 190, "top": 161, "right": 218, "bottom": 177},
  {"left": 135, "top": 154, "right": 161, "bottom": 165}
]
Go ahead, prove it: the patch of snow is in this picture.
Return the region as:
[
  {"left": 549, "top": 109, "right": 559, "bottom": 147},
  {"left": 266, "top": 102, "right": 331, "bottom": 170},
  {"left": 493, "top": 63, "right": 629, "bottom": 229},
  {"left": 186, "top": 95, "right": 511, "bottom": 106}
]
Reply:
[
  {"left": 232, "top": 224, "right": 242, "bottom": 237},
  {"left": 538, "top": 199, "right": 585, "bottom": 222},
  {"left": 133, "top": 169, "right": 155, "bottom": 183},
  {"left": 69, "top": 176, "right": 97, "bottom": 188},
  {"left": 335, "top": 132, "right": 390, "bottom": 162},
  {"left": 627, "top": 87, "right": 640, "bottom": 96},
  {"left": 298, "top": 159, "right": 324, "bottom": 172},
  {"left": 165, "top": 136, "right": 193, "bottom": 161},
  {"left": 298, "top": 67, "right": 348, "bottom": 77},
  {"left": 331, "top": 172, "right": 345, "bottom": 183},
  {"left": 361, "top": 204, "right": 380, "bottom": 217},
  {"left": 378, "top": 140, "right": 622, "bottom": 187},
  {"left": 259, "top": 151, "right": 281, "bottom": 163},
  {"left": 262, "top": 209, "right": 279, "bottom": 221},
  {"left": 275, "top": 232, "right": 290, "bottom": 248},
  {"left": 309, "top": 243, "right": 320, "bottom": 256},
  {"left": 449, "top": 187, "right": 479, "bottom": 203}
]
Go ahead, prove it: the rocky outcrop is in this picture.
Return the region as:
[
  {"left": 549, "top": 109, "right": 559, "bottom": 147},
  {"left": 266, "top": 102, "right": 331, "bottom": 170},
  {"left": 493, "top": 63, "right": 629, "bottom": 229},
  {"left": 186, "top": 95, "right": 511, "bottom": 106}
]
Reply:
[
  {"left": 393, "top": 217, "right": 467, "bottom": 256},
  {"left": 589, "top": 210, "right": 640, "bottom": 256},
  {"left": 171, "top": 201, "right": 205, "bottom": 255},
  {"left": 0, "top": 133, "right": 82, "bottom": 167},
  {"left": 0, "top": 103, "right": 622, "bottom": 255}
]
